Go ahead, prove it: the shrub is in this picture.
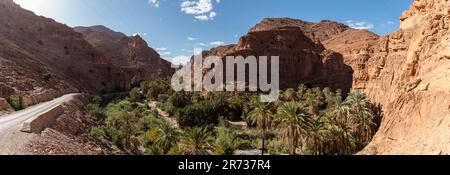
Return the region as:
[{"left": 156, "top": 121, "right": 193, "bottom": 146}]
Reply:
[
  {"left": 176, "top": 100, "right": 220, "bottom": 127},
  {"left": 214, "top": 128, "right": 237, "bottom": 155},
  {"left": 167, "top": 145, "right": 187, "bottom": 155},
  {"left": 147, "top": 145, "right": 163, "bottom": 155},
  {"left": 165, "top": 104, "right": 176, "bottom": 116},
  {"left": 87, "top": 103, "right": 104, "bottom": 119},
  {"left": 168, "top": 92, "right": 189, "bottom": 108},
  {"left": 90, "top": 127, "right": 105, "bottom": 139},
  {"left": 157, "top": 94, "right": 169, "bottom": 102},
  {"left": 140, "top": 81, "right": 149, "bottom": 94},
  {"left": 104, "top": 127, "right": 124, "bottom": 148},
  {"left": 267, "top": 139, "right": 289, "bottom": 155},
  {"left": 156, "top": 102, "right": 176, "bottom": 116},
  {"left": 147, "top": 79, "right": 171, "bottom": 100},
  {"left": 227, "top": 94, "right": 245, "bottom": 121},
  {"left": 129, "top": 88, "right": 141, "bottom": 102},
  {"left": 42, "top": 72, "right": 52, "bottom": 81},
  {"left": 133, "top": 104, "right": 149, "bottom": 118},
  {"left": 91, "top": 96, "right": 102, "bottom": 105},
  {"left": 104, "top": 100, "right": 139, "bottom": 148},
  {"left": 7, "top": 95, "right": 23, "bottom": 111}
]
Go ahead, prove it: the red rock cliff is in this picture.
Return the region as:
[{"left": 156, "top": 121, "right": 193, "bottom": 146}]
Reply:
[
  {"left": 321, "top": 0, "right": 450, "bottom": 154},
  {"left": 74, "top": 26, "right": 174, "bottom": 85},
  {"left": 0, "top": 0, "right": 131, "bottom": 99}
]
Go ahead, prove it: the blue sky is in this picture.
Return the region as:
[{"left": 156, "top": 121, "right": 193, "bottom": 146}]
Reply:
[{"left": 13, "top": 0, "right": 412, "bottom": 64}]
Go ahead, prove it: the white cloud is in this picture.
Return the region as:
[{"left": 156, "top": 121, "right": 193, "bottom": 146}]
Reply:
[
  {"left": 181, "top": 0, "right": 213, "bottom": 14},
  {"left": 195, "top": 41, "right": 226, "bottom": 47},
  {"left": 195, "top": 15, "right": 210, "bottom": 21},
  {"left": 166, "top": 55, "right": 191, "bottom": 66},
  {"left": 181, "top": 49, "right": 195, "bottom": 54},
  {"left": 181, "top": 0, "right": 220, "bottom": 21},
  {"left": 149, "top": 0, "right": 160, "bottom": 7},
  {"left": 156, "top": 47, "right": 170, "bottom": 56},
  {"left": 209, "top": 11, "right": 217, "bottom": 19},
  {"left": 187, "top": 37, "right": 198, "bottom": 41},
  {"left": 160, "top": 51, "right": 172, "bottom": 56},
  {"left": 345, "top": 20, "right": 374, "bottom": 30},
  {"left": 156, "top": 47, "right": 168, "bottom": 51},
  {"left": 210, "top": 41, "right": 225, "bottom": 46},
  {"left": 132, "top": 32, "right": 147, "bottom": 36},
  {"left": 198, "top": 42, "right": 208, "bottom": 46}
]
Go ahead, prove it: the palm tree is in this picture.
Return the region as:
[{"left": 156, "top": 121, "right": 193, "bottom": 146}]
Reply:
[
  {"left": 304, "top": 88, "right": 324, "bottom": 116},
  {"left": 180, "top": 127, "right": 213, "bottom": 155},
  {"left": 276, "top": 102, "right": 310, "bottom": 155},
  {"left": 307, "top": 115, "right": 327, "bottom": 155},
  {"left": 345, "top": 91, "right": 375, "bottom": 148},
  {"left": 297, "top": 84, "right": 307, "bottom": 100},
  {"left": 283, "top": 88, "right": 296, "bottom": 101},
  {"left": 105, "top": 100, "right": 138, "bottom": 149},
  {"left": 322, "top": 87, "right": 335, "bottom": 108},
  {"left": 154, "top": 121, "right": 179, "bottom": 154},
  {"left": 325, "top": 97, "right": 353, "bottom": 154},
  {"left": 248, "top": 101, "right": 273, "bottom": 155},
  {"left": 213, "top": 92, "right": 228, "bottom": 109}
]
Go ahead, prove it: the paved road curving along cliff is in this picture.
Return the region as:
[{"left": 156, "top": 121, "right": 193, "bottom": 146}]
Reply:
[{"left": 0, "top": 93, "right": 79, "bottom": 154}]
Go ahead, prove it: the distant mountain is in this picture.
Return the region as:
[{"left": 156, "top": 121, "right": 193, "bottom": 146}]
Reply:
[
  {"left": 74, "top": 26, "right": 174, "bottom": 86},
  {"left": 250, "top": 18, "right": 351, "bottom": 42},
  {"left": 0, "top": 0, "right": 173, "bottom": 109},
  {"left": 0, "top": 0, "right": 126, "bottom": 107},
  {"left": 196, "top": 18, "right": 355, "bottom": 93}
]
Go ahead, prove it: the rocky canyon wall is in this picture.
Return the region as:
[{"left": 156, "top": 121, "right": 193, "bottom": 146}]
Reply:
[
  {"left": 74, "top": 26, "right": 174, "bottom": 86},
  {"left": 196, "top": 22, "right": 354, "bottom": 94},
  {"left": 322, "top": 0, "right": 450, "bottom": 154},
  {"left": 356, "top": 0, "right": 450, "bottom": 154}
]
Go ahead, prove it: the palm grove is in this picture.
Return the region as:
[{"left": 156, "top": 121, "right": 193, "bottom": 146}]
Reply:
[{"left": 88, "top": 79, "right": 380, "bottom": 155}]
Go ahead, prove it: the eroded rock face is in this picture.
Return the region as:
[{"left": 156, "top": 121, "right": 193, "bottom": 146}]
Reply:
[
  {"left": 323, "top": 0, "right": 450, "bottom": 154},
  {"left": 199, "top": 23, "right": 354, "bottom": 93},
  {"left": 0, "top": 98, "right": 13, "bottom": 112},
  {"left": 250, "top": 18, "right": 350, "bottom": 42},
  {"left": 0, "top": 0, "right": 130, "bottom": 99},
  {"left": 74, "top": 26, "right": 174, "bottom": 85},
  {"left": 0, "top": 0, "right": 175, "bottom": 109}
]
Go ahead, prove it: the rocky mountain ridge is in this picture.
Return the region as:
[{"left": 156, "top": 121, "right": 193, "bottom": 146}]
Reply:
[
  {"left": 194, "top": 19, "right": 354, "bottom": 93},
  {"left": 0, "top": 0, "right": 173, "bottom": 110},
  {"left": 74, "top": 26, "right": 174, "bottom": 86}
]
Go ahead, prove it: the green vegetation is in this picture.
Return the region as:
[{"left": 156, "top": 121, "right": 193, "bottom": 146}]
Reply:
[
  {"left": 248, "top": 100, "right": 273, "bottom": 155},
  {"left": 179, "top": 127, "right": 213, "bottom": 155},
  {"left": 87, "top": 96, "right": 104, "bottom": 119},
  {"left": 88, "top": 79, "right": 380, "bottom": 155},
  {"left": 42, "top": 72, "right": 52, "bottom": 81},
  {"left": 129, "top": 88, "right": 141, "bottom": 102},
  {"left": 7, "top": 95, "right": 24, "bottom": 111},
  {"left": 154, "top": 121, "right": 179, "bottom": 154},
  {"left": 214, "top": 127, "right": 238, "bottom": 155}
]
